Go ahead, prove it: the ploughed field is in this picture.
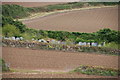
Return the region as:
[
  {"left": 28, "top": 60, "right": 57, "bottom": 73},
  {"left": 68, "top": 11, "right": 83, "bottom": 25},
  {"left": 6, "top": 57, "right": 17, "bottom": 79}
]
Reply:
[
  {"left": 2, "top": 2, "right": 65, "bottom": 7},
  {"left": 3, "top": 47, "right": 118, "bottom": 71},
  {"left": 23, "top": 7, "right": 118, "bottom": 33}
]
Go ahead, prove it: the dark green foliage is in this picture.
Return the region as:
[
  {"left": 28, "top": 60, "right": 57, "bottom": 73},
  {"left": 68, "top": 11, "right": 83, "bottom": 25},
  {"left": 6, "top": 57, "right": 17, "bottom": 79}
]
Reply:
[
  {"left": 88, "top": 2, "right": 119, "bottom": 6},
  {"left": 22, "top": 28, "right": 119, "bottom": 45},
  {"left": 13, "top": 20, "right": 26, "bottom": 33},
  {"left": 47, "top": 31, "right": 73, "bottom": 41},
  {"left": 2, "top": 4, "right": 29, "bottom": 18},
  {"left": 2, "top": 16, "right": 26, "bottom": 33},
  {"left": 96, "top": 28, "right": 119, "bottom": 43},
  {"left": 74, "top": 65, "right": 118, "bottom": 76},
  {"left": 101, "top": 2, "right": 120, "bottom": 6},
  {"left": 2, "top": 16, "right": 14, "bottom": 26}
]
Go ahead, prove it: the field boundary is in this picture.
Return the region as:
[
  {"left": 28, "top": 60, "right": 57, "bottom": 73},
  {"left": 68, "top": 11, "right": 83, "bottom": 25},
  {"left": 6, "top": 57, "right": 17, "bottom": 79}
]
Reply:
[{"left": 2, "top": 40, "right": 120, "bottom": 55}]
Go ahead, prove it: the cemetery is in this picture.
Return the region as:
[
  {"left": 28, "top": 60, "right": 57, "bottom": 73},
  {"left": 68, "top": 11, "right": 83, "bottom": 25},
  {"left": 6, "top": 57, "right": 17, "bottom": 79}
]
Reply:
[
  {"left": 2, "top": 39, "right": 120, "bottom": 55},
  {"left": 3, "top": 36, "right": 106, "bottom": 47}
]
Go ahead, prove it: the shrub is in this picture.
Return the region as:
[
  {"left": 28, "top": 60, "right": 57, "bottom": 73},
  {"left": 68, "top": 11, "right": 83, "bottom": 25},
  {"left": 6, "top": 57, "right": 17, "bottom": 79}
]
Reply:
[
  {"left": 2, "top": 16, "right": 26, "bottom": 33},
  {"left": 0, "top": 59, "right": 10, "bottom": 72},
  {"left": 2, "top": 24, "right": 21, "bottom": 37}
]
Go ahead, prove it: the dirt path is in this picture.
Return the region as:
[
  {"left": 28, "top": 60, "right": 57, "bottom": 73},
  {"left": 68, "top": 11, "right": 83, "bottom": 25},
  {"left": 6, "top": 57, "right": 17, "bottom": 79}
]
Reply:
[
  {"left": 2, "top": 47, "right": 118, "bottom": 71},
  {"left": 23, "top": 6, "right": 118, "bottom": 33}
]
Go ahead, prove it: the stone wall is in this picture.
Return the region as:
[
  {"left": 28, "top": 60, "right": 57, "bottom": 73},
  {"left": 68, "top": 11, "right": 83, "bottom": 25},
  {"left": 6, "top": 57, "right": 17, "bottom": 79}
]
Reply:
[{"left": 2, "top": 40, "right": 120, "bottom": 55}]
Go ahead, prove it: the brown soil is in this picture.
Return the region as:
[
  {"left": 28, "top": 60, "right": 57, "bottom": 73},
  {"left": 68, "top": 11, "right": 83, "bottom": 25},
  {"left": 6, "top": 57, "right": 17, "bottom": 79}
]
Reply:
[
  {"left": 2, "top": 2, "right": 66, "bottom": 7},
  {"left": 23, "top": 7, "right": 118, "bottom": 33},
  {"left": 2, "top": 47, "right": 118, "bottom": 70},
  {"left": 2, "top": 47, "right": 118, "bottom": 78}
]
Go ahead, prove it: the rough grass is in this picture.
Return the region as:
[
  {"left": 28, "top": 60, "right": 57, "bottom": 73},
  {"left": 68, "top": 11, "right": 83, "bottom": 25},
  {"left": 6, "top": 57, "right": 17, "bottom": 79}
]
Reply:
[
  {"left": 0, "top": 59, "right": 10, "bottom": 72},
  {"left": 73, "top": 65, "right": 118, "bottom": 76},
  {"left": 103, "top": 42, "right": 120, "bottom": 49}
]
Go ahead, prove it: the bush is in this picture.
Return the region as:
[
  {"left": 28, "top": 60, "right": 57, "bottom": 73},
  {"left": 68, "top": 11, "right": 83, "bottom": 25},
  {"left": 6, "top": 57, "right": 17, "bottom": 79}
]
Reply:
[
  {"left": 96, "top": 28, "right": 119, "bottom": 43},
  {"left": 2, "top": 24, "right": 21, "bottom": 37},
  {"left": 0, "top": 59, "right": 10, "bottom": 72},
  {"left": 2, "top": 16, "right": 26, "bottom": 33}
]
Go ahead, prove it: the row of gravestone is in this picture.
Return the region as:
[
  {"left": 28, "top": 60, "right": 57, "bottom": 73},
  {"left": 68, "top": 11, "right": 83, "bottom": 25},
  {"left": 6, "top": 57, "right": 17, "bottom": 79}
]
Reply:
[
  {"left": 3, "top": 37, "right": 66, "bottom": 45},
  {"left": 78, "top": 42, "right": 105, "bottom": 47},
  {"left": 32, "top": 38, "right": 67, "bottom": 45},
  {"left": 3, "top": 37, "right": 105, "bottom": 47},
  {"left": 2, "top": 40, "right": 119, "bottom": 55},
  {"left": 3, "top": 37, "right": 24, "bottom": 41}
]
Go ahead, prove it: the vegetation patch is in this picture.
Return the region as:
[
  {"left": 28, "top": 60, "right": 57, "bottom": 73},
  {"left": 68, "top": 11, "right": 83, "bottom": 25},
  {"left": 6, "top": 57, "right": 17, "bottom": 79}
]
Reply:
[
  {"left": 0, "top": 59, "right": 10, "bottom": 72},
  {"left": 73, "top": 65, "right": 119, "bottom": 76},
  {"left": 2, "top": 4, "right": 29, "bottom": 19},
  {"left": 2, "top": 2, "right": 119, "bottom": 19}
]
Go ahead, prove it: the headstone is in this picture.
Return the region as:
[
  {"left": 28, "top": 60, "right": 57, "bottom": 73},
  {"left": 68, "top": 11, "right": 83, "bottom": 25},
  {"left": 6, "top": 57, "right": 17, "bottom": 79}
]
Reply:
[
  {"left": 83, "top": 42, "right": 87, "bottom": 45},
  {"left": 40, "top": 39, "right": 47, "bottom": 43},
  {"left": 16, "top": 37, "right": 20, "bottom": 41},
  {"left": 11, "top": 37, "right": 16, "bottom": 40},
  {"left": 92, "top": 42, "right": 98, "bottom": 46},
  {"left": 20, "top": 37, "right": 23, "bottom": 40},
  {"left": 87, "top": 42, "right": 90, "bottom": 45},
  {"left": 38, "top": 39, "right": 42, "bottom": 42},
  {"left": 78, "top": 42, "right": 82, "bottom": 45}
]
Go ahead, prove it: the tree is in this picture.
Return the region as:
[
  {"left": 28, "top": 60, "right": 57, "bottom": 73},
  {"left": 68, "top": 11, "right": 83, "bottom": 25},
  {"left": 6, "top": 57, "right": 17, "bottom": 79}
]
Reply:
[{"left": 2, "top": 24, "right": 21, "bottom": 37}]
